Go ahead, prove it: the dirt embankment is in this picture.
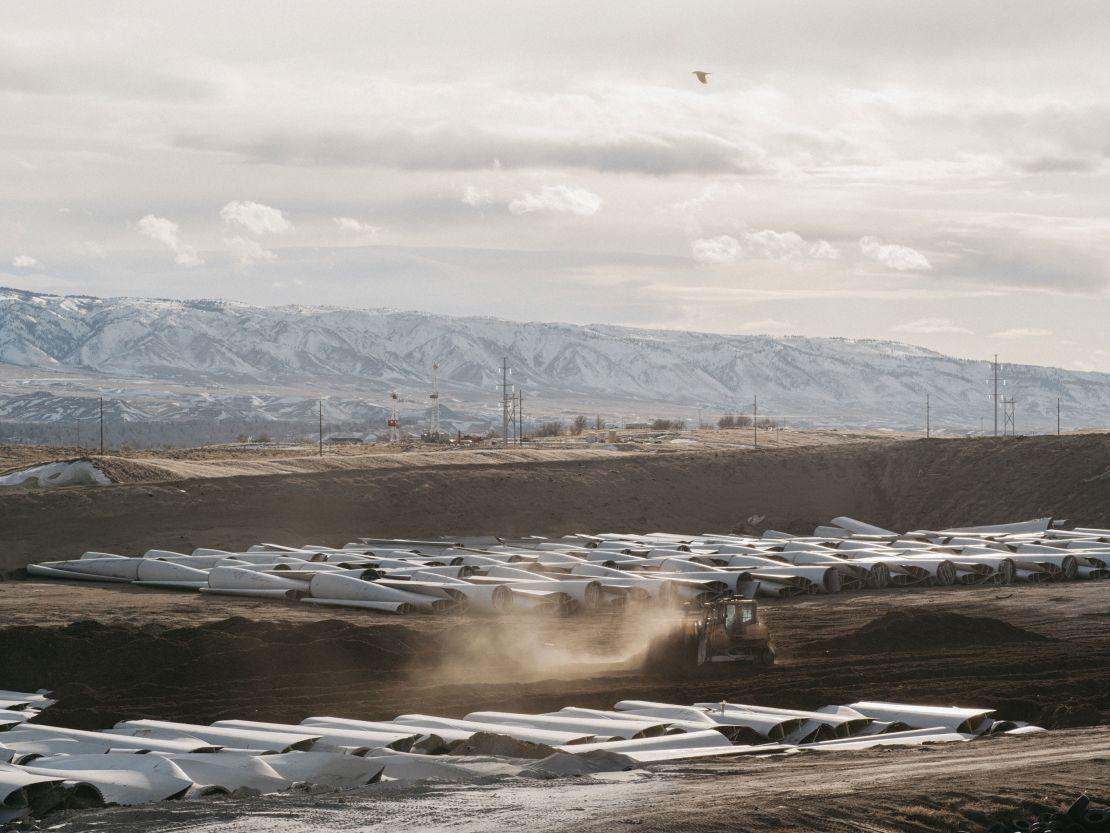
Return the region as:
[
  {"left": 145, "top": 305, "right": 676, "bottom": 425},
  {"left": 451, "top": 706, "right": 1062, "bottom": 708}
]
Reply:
[{"left": 3, "top": 434, "right": 1110, "bottom": 573}]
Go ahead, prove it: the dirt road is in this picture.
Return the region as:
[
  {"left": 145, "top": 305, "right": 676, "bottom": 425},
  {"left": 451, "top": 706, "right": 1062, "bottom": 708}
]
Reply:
[{"left": 5, "top": 434, "right": 1110, "bottom": 573}]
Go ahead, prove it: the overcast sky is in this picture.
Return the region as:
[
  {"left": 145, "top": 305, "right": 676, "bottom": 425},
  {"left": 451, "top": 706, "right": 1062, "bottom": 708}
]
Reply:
[{"left": 2, "top": 1, "right": 1109, "bottom": 370}]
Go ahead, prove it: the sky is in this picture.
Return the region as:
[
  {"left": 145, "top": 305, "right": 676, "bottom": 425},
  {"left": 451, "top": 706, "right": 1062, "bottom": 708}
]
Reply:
[{"left": 2, "top": 0, "right": 1109, "bottom": 371}]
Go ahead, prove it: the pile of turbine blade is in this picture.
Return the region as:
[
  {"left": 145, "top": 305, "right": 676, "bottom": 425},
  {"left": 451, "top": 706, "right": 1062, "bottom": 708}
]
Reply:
[
  {"left": 25, "top": 516, "right": 1108, "bottom": 615},
  {"left": 0, "top": 689, "right": 1042, "bottom": 824}
]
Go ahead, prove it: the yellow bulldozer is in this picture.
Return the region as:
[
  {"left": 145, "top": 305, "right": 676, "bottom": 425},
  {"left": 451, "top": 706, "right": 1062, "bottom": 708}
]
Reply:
[{"left": 644, "top": 596, "right": 776, "bottom": 671}]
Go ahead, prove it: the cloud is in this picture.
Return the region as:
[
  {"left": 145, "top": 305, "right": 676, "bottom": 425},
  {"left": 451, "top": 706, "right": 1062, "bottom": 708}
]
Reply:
[
  {"left": 76, "top": 241, "right": 106, "bottom": 258},
  {"left": 0, "top": 51, "right": 217, "bottom": 102},
  {"left": 225, "top": 236, "right": 277, "bottom": 268},
  {"left": 220, "top": 201, "right": 293, "bottom": 235},
  {"left": 670, "top": 182, "right": 749, "bottom": 214},
  {"left": 135, "top": 214, "right": 203, "bottom": 266},
  {"left": 734, "top": 318, "right": 798, "bottom": 333},
  {"left": 690, "top": 230, "right": 839, "bottom": 264},
  {"left": 509, "top": 185, "right": 601, "bottom": 216},
  {"left": 461, "top": 185, "right": 494, "bottom": 208},
  {"left": 177, "top": 127, "right": 762, "bottom": 176},
  {"left": 333, "top": 216, "right": 381, "bottom": 234},
  {"left": 859, "top": 236, "right": 931, "bottom": 271},
  {"left": 1018, "top": 155, "right": 1102, "bottom": 174},
  {"left": 891, "top": 317, "right": 973, "bottom": 335},
  {"left": 690, "top": 235, "right": 742, "bottom": 264},
  {"left": 951, "top": 238, "right": 1107, "bottom": 293},
  {"left": 808, "top": 240, "right": 841, "bottom": 260},
  {"left": 991, "top": 327, "right": 1053, "bottom": 339},
  {"left": 11, "top": 255, "right": 41, "bottom": 268}
]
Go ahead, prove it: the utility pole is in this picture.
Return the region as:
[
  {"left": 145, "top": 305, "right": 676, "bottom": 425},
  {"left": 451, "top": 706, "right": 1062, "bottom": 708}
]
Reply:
[
  {"left": 99, "top": 397, "right": 104, "bottom": 455},
  {"left": 753, "top": 395, "right": 758, "bottom": 450},
  {"left": 926, "top": 393, "right": 931, "bottom": 439},
  {"left": 980, "top": 416, "right": 984, "bottom": 437},
  {"left": 1057, "top": 397, "right": 1061, "bottom": 436},
  {"left": 518, "top": 390, "right": 524, "bottom": 445},
  {"left": 318, "top": 399, "right": 323, "bottom": 456}
]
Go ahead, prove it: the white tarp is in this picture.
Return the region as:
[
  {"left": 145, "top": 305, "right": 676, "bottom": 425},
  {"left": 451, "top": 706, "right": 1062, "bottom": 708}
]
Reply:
[{"left": 0, "top": 460, "right": 111, "bottom": 488}]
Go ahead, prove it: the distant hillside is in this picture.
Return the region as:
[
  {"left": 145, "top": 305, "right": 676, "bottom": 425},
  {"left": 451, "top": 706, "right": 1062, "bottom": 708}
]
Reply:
[{"left": 2, "top": 286, "right": 1108, "bottom": 432}]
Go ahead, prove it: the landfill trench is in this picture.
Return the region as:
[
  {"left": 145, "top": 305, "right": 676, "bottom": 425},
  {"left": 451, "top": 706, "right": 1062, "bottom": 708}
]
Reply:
[
  {"left": 0, "top": 580, "right": 1107, "bottom": 735},
  {"left": 1, "top": 578, "right": 1108, "bottom": 833}
]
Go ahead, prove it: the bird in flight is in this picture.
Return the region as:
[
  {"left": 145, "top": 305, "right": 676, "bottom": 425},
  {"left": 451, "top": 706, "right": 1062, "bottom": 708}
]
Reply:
[{"left": 692, "top": 71, "right": 711, "bottom": 85}]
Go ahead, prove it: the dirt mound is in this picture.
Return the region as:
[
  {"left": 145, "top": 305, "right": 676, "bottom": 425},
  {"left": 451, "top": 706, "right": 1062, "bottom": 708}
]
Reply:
[
  {"left": 818, "top": 610, "right": 1050, "bottom": 653},
  {"left": 92, "top": 455, "right": 179, "bottom": 483},
  {"left": 0, "top": 617, "right": 418, "bottom": 729},
  {"left": 451, "top": 732, "right": 558, "bottom": 759}
]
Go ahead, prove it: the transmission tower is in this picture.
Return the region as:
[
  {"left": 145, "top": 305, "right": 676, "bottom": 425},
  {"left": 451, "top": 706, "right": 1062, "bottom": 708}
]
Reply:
[
  {"left": 1002, "top": 396, "right": 1016, "bottom": 436},
  {"left": 428, "top": 362, "right": 441, "bottom": 439},
  {"left": 387, "top": 392, "right": 400, "bottom": 445},
  {"left": 499, "top": 357, "right": 513, "bottom": 447},
  {"left": 987, "top": 355, "right": 1008, "bottom": 436},
  {"left": 508, "top": 388, "right": 518, "bottom": 443}
]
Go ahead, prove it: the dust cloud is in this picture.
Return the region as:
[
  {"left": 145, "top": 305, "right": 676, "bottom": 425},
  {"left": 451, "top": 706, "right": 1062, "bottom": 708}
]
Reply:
[{"left": 407, "top": 603, "right": 689, "bottom": 687}]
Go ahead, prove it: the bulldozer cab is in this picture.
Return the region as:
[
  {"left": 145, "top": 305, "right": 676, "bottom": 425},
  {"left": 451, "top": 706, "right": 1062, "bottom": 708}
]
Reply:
[
  {"left": 723, "top": 598, "right": 756, "bottom": 634},
  {"left": 699, "top": 597, "right": 775, "bottom": 666}
]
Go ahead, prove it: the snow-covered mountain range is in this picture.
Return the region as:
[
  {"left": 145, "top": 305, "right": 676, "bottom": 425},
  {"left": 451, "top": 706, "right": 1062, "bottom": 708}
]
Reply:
[{"left": 2, "top": 285, "right": 1108, "bottom": 434}]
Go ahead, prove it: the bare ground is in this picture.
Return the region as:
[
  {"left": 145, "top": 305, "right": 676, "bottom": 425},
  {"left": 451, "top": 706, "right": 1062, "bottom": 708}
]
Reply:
[
  {"left": 2, "top": 579, "right": 1107, "bottom": 833},
  {"left": 3, "top": 434, "right": 1109, "bottom": 831},
  {"left": 0, "top": 426, "right": 914, "bottom": 477}
]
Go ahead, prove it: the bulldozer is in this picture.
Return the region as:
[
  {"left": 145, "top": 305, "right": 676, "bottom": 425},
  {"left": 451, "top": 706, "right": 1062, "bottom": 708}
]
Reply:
[{"left": 643, "top": 596, "right": 776, "bottom": 671}]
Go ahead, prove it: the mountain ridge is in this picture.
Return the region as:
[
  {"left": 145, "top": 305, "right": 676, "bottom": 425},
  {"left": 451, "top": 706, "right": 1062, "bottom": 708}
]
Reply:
[{"left": 1, "top": 286, "right": 1107, "bottom": 432}]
